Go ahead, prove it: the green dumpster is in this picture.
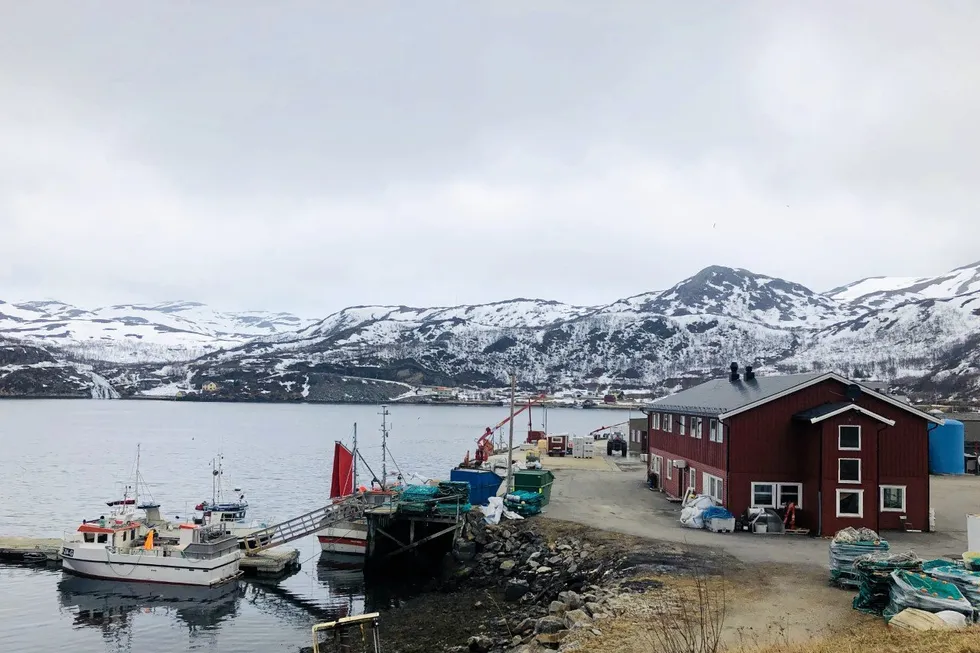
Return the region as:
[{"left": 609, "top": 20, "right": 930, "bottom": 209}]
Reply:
[{"left": 513, "top": 470, "right": 555, "bottom": 506}]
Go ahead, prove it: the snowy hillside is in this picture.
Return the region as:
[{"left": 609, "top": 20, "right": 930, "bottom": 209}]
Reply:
[
  {"left": 828, "top": 260, "right": 980, "bottom": 310},
  {"left": 4, "top": 261, "right": 980, "bottom": 402},
  {"left": 0, "top": 299, "right": 314, "bottom": 362},
  {"left": 0, "top": 337, "right": 118, "bottom": 398}
]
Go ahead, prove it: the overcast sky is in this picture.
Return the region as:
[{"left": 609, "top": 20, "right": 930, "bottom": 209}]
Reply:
[{"left": 2, "top": 2, "right": 979, "bottom": 317}]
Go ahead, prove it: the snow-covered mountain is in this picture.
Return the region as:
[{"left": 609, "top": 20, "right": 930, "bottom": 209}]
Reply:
[
  {"left": 0, "top": 299, "right": 314, "bottom": 362},
  {"left": 828, "top": 260, "right": 980, "bottom": 310},
  {"left": 3, "top": 261, "right": 980, "bottom": 402}
]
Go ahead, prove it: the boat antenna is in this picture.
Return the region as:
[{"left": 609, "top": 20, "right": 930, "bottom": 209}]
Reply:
[
  {"left": 379, "top": 405, "right": 390, "bottom": 489},
  {"left": 352, "top": 422, "right": 358, "bottom": 489}
]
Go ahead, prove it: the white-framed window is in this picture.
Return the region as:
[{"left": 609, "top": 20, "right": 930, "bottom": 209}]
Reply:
[
  {"left": 653, "top": 455, "right": 662, "bottom": 476},
  {"left": 839, "top": 425, "right": 861, "bottom": 451},
  {"left": 750, "top": 482, "right": 803, "bottom": 509},
  {"left": 693, "top": 417, "right": 703, "bottom": 439},
  {"left": 837, "top": 489, "right": 864, "bottom": 518},
  {"left": 838, "top": 458, "right": 861, "bottom": 484},
  {"left": 689, "top": 468, "right": 696, "bottom": 491},
  {"left": 664, "top": 414, "right": 672, "bottom": 433},
  {"left": 666, "top": 459, "right": 673, "bottom": 480},
  {"left": 880, "top": 485, "right": 906, "bottom": 512},
  {"left": 653, "top": 413, "right": 661, "bottom": 430},
  {"left": 703, "top": 473, "right": 723, "bottom": 502},
  {"left": 709, "top": 419, "right": 720, "bottom": 442},
  {"left": 679, "top": 416, "right": 687, "bottom": 436}
]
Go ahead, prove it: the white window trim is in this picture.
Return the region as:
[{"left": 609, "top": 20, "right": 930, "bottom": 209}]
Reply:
[
  {"left": 694, "top": 417, "right": 703, "bottom": 439},
  {"left": 880, "top": 485, "right": 907, "bottom": 512},
  {"left": 836, "top": 488, "right": 864, "bottom": 518},
  {"left": 653, "top": 413, "right": 661, "bottom": 430},
  {"left": 838, "top": 425, "right": 861, "bottom": 451},
  {"left": 664, "top": 414, "right": 672, "bottom": 433},
  {"left": 750, "top": 482, "right": 803, "bottom": 509},
  {"left": 709, "top": 419, "right": 719, "bottom": 442},
  {"left": 689, "top": 467, "right": 696, "bottom": 490},
  {"left": 666, "top": 459, "right": 672, "bottom": 480},
  {"left": 704, "top": 472, "right": 723, "bottom": 502},
  {"left": 679, "top": 416, "right": 687, "bottom": 436},
  {"left": 838, "top": 458, "right": 862, "bottom": 484}
]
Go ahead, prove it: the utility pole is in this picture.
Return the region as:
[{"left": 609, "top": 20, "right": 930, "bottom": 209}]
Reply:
[
  {"left": 379, "top": 406, "right": 390, "bottom": 489},
  {"left": 505, "top": 372, "right": 516, "bottom": 493}
]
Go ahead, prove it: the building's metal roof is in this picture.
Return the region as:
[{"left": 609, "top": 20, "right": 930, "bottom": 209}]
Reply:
[
  {"left": 793, "top": 402, "right": 852, "bottom": 422},
  {"left": 645, "top": 372, "right": 825, "bottom": 416}
]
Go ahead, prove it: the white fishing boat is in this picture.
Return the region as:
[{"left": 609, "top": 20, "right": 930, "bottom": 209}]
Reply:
[{"left": 60, "top": 447, "right": 242, "bottom": 587}]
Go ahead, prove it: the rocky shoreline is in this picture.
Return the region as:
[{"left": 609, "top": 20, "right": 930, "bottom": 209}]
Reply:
[{"left": 357, "top": 514, "right": 729, "bottom": 653}]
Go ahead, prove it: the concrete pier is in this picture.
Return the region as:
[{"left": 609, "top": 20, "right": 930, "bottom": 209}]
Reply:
[
  {"left": 240, "top": 548, "right": 301, "bottom": 577},
  {"left": 0, "top": 536, "right": 62, "bottom": 562}
]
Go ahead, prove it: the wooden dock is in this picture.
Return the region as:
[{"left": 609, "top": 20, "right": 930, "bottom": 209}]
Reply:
[
  {"left": 363, "top": 504, "right": 465, "bottom": 572},
  {"left": 0, "top": 536, "right": 62, "bottom": 563},
  {"left": 240, "top": 548, "right": 301, "bottom": 577}
]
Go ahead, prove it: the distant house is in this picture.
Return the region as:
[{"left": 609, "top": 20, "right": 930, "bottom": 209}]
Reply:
[
  {"left": 202, "top": 381, "right": 219, "bottom": 392},
  {"left": 644, "top": 365, "right": 943, "bottom": 535}
]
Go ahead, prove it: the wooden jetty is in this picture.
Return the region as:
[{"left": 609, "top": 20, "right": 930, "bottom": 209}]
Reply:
[
  {"left": 0, "top": 536, "right": 62, "bottom": 563},
  {"left": 240, "top": 548, "right": 301, "bottom": 577},
  {"left": 363, "top": 504, "right": 465, "bottom": 571}
]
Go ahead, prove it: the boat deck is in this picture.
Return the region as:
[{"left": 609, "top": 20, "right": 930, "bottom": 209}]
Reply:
[{"left": 239, "top": 548, "right": 300, "bottom": 577}]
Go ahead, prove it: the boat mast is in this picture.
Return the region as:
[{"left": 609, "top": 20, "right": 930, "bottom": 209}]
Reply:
[
  {"left": 379, "top": 406, "right": 390, "bottom": 489},
  {"left": 506, "top": 372, "right": 516, "bottom": 493},
  {"left": 352, "top": 422, "right": 358, "bottom": 489},
  {"left": 134, "top": 444, "right": 140, "bottom": 508}
]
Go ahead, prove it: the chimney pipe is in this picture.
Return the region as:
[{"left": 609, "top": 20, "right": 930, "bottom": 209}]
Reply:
[
  {"left": 745, "top": 365, "right": 755, "bottom": 381},
  {"left": 729, "top": 362, "right": 739, "bottom": 382}
]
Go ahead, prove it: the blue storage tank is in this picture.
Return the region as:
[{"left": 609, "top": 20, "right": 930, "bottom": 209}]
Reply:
[
  {"left": 449, "top": 469, "right": 504, "bottom": 506},
  {"left": 929, "top": 418, "right": 965, "bottom": 475}
]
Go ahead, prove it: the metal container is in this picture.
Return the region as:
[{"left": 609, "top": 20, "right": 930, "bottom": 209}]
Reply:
[
  {"left": 513, "top": 470, "right": 555, "bottom": 506},
  {"left": 449, "top": 469, "right": 503, "bottom": 507},
  {"left": 929, "top": 419, "right": 966, "bottom": 474}
]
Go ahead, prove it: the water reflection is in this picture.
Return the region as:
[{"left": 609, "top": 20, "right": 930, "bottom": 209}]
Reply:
[{"left": 57, "top": 575, "right": 242, "bottom": 650}]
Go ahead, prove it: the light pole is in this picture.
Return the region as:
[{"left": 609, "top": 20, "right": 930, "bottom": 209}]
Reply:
[{"left": 505, "top": 372, "right": 516, "bottom": 492}]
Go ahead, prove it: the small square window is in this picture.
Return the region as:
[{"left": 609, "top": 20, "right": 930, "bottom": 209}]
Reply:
[
  {"left": 97, "top": 533, "right": 108, "bottom": 544},
  {"left": 837, "top": 489, "right": 863, "bottom": 517},
  {"left": 839, "top": 425, "right": 861, "bottom": 450},
  {"left": 779, "top": 484, "right": 800, "bottom": 508},
  {"left": 881, "top": 486, "right": 906, "bottom": 512},
  {"left": 839, "top": 458, "right": 861, "bottom": 483}
]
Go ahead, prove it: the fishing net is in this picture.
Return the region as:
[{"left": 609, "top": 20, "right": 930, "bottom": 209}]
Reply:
[
  {"left": 830, "top": 527, "right": 890, "bottom": 588},
  {"left": 395, "top": 483, "right": 471, "bottom": 517},
  {"left": 504, "top": 491, "right": 543, "bottom": 517},
  {"left": 883, "top": 569, "right": 976, "bottom": 621},
  {"left": 922, "top": 559, "right": 980, "bottom": 608},
  {"left": 851, "top": 551, "right": 922, "bottom": 615}
]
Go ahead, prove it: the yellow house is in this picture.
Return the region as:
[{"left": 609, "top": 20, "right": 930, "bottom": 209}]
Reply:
[{"left": 202, "top": 381, "right": 219, "bottom": 392}]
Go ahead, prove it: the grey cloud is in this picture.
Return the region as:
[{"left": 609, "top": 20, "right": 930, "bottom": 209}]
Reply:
[{"left": 1, "top": 2, "right": 978, "bottom": 316}]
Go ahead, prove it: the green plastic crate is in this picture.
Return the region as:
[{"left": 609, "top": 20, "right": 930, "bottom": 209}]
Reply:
[{"left": 513, "top": 470, "right": 555, "bottom": 506}]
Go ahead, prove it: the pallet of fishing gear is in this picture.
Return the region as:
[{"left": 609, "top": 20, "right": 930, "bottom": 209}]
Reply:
[
  {"left": 883, "top": 569, "right": 976, "bottom": 621},
  {"left": 921, "top": 559, "right": 980, "bottom": 609},
  {"left": 504, "top": 490, "right": 543, "bottom": 517},
  {"left": 851, "top": 551, "right": 922, "bottom": 615},
  {"left": 829, "top": 527, "right": 889, "bottom": 588}
]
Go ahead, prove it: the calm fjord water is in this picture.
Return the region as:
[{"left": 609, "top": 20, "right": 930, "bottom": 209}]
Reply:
[{"left": 0, "top": 400, "right": 632, "bottom": 653}]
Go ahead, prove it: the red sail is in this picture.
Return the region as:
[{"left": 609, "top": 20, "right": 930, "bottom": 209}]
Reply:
[{"left": 330, "top": 441, "right": 355, "bottom": 498}]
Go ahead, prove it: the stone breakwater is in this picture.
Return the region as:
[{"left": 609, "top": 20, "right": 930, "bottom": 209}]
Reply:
[{"left": 444, "top": 512, "right": 699, "bottom": 653}]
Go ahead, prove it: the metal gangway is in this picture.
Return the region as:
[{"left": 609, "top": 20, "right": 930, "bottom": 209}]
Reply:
[{"left": 242, "top": 495, "right": 366, "bottom": 555}]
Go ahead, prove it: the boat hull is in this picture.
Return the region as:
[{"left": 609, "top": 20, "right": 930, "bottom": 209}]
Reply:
[
  {"left": 61, "top": 546, "right": 242, "bottom": 587},
  {"left": 316, "top": 520, "right": 367, "bottom": 556}
]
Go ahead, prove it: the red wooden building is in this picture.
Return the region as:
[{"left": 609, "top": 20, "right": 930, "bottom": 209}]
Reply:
[{"left": 644, "top": 365, "right": 943, "bottom": 534}]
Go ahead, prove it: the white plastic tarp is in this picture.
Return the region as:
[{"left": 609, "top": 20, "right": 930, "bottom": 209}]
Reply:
[{"left": 482, "top": 496, "right": 524, "bottom": 525}]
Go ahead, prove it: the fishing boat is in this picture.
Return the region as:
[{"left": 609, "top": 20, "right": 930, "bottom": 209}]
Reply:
[
  {"left": 317, "top": 412, "right": 400, "bottom": 560},
  {"left": 192, "top": 454, "right": 270, "bottom": 543},
  {"left": 60, "top": 447, "right": 243, "bottom": 587}
]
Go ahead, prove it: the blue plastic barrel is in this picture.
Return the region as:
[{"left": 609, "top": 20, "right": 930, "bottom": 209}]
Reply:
[
  {"left": 929, "top": 419, "right": 965, "bottom": 475},
  {"left": 449, "top": 469, "right": 504, "bottom": 506}
]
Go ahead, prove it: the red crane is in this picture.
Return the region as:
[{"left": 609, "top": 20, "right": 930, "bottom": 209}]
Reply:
[
  {"left": 589, "top": 421, "right": 630, "bottom": 437},
  {"left": 462, "top": 394, "right": 547, "bottom": 467}
]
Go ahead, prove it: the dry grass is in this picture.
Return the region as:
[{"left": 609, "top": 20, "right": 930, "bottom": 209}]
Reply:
[{"left": 731, "top": 625, "right": 980, "bottom": 653}]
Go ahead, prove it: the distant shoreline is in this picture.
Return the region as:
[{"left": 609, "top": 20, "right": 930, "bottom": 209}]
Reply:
[{"left": 0, "top": 394, "right": 644, "bottom": 409}]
